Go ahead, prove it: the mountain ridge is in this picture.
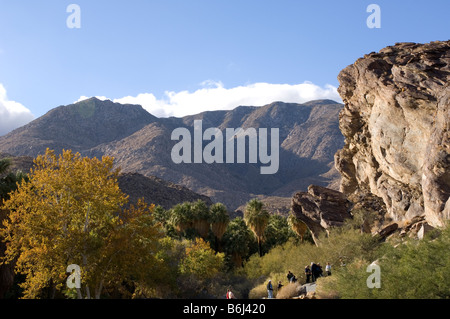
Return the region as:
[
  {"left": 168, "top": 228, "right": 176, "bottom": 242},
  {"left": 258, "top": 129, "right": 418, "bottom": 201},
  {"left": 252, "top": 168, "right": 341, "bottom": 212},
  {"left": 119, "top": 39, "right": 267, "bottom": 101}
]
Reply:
[{"left": 0, "top": 98, "right": 344, "bottom": 210}]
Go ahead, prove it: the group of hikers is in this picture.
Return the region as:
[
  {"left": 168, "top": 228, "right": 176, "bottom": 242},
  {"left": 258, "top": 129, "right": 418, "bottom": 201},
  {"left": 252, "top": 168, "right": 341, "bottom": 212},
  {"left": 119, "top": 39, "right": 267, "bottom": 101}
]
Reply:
[
  {"left": 265, "top": 262, "right": 332, "bottom": 299},
  {"left": 304, "top": 261, "right": 331, "bottom": 283},
  {"left": 226, "top": 261, "right": 333, "bottom": 299}
]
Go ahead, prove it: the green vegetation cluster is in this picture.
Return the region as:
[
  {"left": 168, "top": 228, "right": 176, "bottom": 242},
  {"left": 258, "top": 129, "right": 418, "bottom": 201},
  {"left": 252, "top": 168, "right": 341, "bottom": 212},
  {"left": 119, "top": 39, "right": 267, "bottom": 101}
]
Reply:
[
  {"left": 0, "top": 150, "right": 298, "bottom": 299},
  {"left": 1, "top": 150, "right": 448, "bottom": 299},
  {"left": 245, "top": 217, "right": 449, "bottom": 299}
]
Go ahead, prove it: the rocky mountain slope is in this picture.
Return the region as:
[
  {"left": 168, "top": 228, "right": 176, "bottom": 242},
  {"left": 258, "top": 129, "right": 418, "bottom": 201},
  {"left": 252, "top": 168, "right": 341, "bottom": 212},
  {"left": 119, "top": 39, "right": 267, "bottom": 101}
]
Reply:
[
  {"left": 118, "top": 172, "right": 212, "bottom": 209},
  {"left": 0, "top": 98, "right": 344, "bottom": 211},
  {"left": 292, "top": 40, "right": 449, "bottom": 240},
  {"left": 336, "top": 40, "right": 449, "bottom": 228},
  {"left": 0, "top": 99, "right": 156, "bottom": 157}
]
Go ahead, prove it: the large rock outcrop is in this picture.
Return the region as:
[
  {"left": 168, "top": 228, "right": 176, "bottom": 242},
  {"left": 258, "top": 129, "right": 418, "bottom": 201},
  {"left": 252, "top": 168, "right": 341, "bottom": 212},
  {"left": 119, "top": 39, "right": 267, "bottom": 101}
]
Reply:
[
  {"left": 335, "top": 40, "right": 450, "bottom": 227},
  {"left": 291, "top": 185, "right": 353, "bottom": 243}
]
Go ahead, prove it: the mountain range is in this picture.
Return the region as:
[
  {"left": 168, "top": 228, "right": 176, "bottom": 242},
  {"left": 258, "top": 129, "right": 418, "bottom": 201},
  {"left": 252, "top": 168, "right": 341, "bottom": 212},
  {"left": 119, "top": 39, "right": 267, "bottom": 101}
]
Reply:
[{"left": 0, "top": 97, "right": 344, "bottom": 211}]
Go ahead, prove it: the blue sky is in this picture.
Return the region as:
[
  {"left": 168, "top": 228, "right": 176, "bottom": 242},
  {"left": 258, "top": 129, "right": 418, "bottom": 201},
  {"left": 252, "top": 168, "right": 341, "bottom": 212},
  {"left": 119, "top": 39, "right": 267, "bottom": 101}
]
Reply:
[{"left": 0, "top": 0, "right": 449, "bottom": 135}]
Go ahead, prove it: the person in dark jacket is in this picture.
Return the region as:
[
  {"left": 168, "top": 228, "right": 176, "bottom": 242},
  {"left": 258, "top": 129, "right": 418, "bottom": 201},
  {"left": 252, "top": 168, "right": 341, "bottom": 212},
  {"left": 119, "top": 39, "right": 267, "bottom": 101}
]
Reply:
[
  {"left": 311, "top": 262, "right": 318, "bottom": 282},
  {"left": 305, "top": 265, "right": 312, "bottom": 283},
  {"left": 287, "top": 271, "right": 294, "bottom": 283},
  {"left": 317, "top": 263, "right": 323, "bottom": 278}
]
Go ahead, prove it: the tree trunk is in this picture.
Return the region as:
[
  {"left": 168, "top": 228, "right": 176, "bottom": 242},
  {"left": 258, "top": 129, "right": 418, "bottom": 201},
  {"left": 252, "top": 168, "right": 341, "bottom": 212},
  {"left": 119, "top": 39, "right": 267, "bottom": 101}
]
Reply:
[
  {"left": 95, "top": 279, "right": 104, "bottom": 299},
  {"left": 85, "top": 284, "right": 91, "bottom": 299},
  {"left": 82, "top": 203, "right": 90, "bottom": 299}
]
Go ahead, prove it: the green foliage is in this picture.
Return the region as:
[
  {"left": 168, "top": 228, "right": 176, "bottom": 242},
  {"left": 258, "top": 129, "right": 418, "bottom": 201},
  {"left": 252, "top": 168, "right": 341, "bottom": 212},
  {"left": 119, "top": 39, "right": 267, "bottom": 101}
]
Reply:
[
  {"left": 0, "top": 158, "right": 11, "bottom": 175},
  {"left": 222, "top": 217, "right": 257, "bottom": 268},
  {"left": 262, "top": 214, "right": 296, "bottom": 253},
  {"left": 210, "top": 203, "right": 230, "bottom": 252},
  {"left": 287, "top": 211, "right": 309, "bottom": 242},
  {"left": 153, "top": 205, "right": 170, "bottom": 226},
  {"left": 153, "top": 236, "right": 228, "bottom": 298},
  {"left": 169, "top": 202, "right": 194, "bottom": 233},
  {"left": 0, "top": 149, "right": 165, "bottom": 299},
  {"left": 244, "top": 226, "right": 381, "bottom": 287},
  {"left": 210, "top": 203, "right": 229, "bottom": 225},
  {"left": 320, "top": 224, "right": 450, "bottom": 299},
  {"left": 4, "top": 150, "right": 446, "bottom": 299},
  {"left": 0, "top": 158, "right": 29, "bottom": 202},
  {"left": 179, "top": 238, "right": 224, "bottom": 278},
  {"left": 191, "top": 199, "right": 211, "bottom": 222},
  {"left": 168, "top": 200, "right": 215, "bottom": 239},
  {"left": 246, "top": 217, "right": 450, "bottom": 300},
  {"left": 190, "top": 200, "right": 211, "bottom": 238},
  {"left": 244, "top": 199, "right": 270, "bottom": 257}
]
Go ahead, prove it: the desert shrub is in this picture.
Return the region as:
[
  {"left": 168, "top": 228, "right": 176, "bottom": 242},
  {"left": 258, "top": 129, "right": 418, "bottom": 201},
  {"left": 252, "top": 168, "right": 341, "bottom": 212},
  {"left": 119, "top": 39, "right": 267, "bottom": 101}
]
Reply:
[
  {"left": 244, "top": 227, "right": 380, "bottom": 286},
  {"left": 248, "top": 280, "right": 269, "bottom": 299},
  {"left": 318, "top": 224, "right": 450, "bottom": 299},
  {"left": 248, "top": 272, "right": 298, "bottom": 299},
  {"left": 314, "top": 275, "right": 340, "bottom": 299},
  {"left": 371, "top": 225, "right": 449, "bottom": 298},
  {"left": 205, "top": 271, "right": 257, "bottom": 299},
  {"left": 275, "top": 282, "right": 302, "bottom": 299}
]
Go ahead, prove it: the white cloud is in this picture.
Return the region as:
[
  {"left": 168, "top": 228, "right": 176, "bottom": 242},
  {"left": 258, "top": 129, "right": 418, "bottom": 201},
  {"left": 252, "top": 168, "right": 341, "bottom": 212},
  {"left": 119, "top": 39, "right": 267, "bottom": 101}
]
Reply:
[
  {"left": 0, "top": 84, "right": 35, "bottom": 136},
  {"left": 78, "top": 81, "right": 341, "bottom": 118},
  {"left": 75, "top": 95, "right": 110, "bottom": 103}
]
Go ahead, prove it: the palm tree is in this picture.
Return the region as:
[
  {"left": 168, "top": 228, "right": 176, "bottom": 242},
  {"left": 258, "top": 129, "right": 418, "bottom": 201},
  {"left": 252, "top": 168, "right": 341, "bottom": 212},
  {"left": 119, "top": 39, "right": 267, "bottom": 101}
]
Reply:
[
  {"left": 0, "top": 158, "right": 11, "bottom": 175},
  {"left": 209, "top": 203, "right": 229, "bottom": 252},
  {"left": 288, "top": 211, "right": 308, "bottom": 242},
  {"left": 191, "top": 200, "right": 211, "bottom": 238},
  {"left": 244, "top": 199, "right": 270, "bottom": 257},
  {"left": 222, "top": 217, "right": 254, "bottom": 267},
  {"left": 169, "top": 202, "right": 193, "bottom": 234}
]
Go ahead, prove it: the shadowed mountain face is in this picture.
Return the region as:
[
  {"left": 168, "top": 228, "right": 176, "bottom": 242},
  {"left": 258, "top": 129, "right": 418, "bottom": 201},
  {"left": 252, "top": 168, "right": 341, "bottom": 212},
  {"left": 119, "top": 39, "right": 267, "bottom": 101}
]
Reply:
[
  {"left": 0, "top": 152, "right": 212, "bottom": 211},
  {"left": 0, "top": 97, "right": 344, "bottom": 210}
]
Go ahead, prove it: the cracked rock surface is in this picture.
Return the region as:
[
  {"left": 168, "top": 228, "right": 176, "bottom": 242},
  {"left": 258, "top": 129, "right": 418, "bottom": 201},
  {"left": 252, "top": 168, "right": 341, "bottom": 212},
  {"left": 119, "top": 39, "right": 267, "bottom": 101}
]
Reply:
[{"left": 335, "top": 41, "right": 449, "bottom": 227}]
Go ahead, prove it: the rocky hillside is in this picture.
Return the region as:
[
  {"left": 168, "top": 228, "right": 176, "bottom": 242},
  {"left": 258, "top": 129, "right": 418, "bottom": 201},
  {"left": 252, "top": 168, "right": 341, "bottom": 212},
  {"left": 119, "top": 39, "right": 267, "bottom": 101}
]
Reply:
[
  {"left": 335, "top": 40, "right": 449, "bottom": 228},
  {"left": 0, "top": 98, "right": 345, "bottom": 211},
  {"left": 0, "top": 99, "right": 156, "bottom": 157},
  {"left": 291, "top": 40, "right": 449, "bottom": 242},
  {"left": 118, "top": 172, "right": 213, "bottom": 210}
]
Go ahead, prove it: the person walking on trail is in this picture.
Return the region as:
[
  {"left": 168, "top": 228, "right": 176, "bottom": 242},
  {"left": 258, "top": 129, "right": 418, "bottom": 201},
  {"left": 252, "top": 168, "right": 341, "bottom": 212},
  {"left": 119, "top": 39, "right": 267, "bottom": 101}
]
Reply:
[
  {"left": 317, "top": 263, "right": 323, "bottom": 278},
  {"left": 305, "top": 265, "right": 312, "bottom": 283},
  {"left": 311, "top": 262, "right": 322, "bottom": 282},
  {"left": 311, "top": 262, "right": 319, "bottom": 282},
  {"left": 276, "top": 281, "right": 283, "bottom": 297},
  {"left": 287, "top": 271, "right": 294, "bottom": 283},
  {"left": 267, "top": 280, "right": 274, "bottom": 299},
  {"left": 291, "top": 273, "right": 298, "bottom": 283},
  {"left": 325, "top": 262, "right": 331, "bottom": 276},
  {"left": 226, "top": 289, "right": 235, "bottom": 299}
]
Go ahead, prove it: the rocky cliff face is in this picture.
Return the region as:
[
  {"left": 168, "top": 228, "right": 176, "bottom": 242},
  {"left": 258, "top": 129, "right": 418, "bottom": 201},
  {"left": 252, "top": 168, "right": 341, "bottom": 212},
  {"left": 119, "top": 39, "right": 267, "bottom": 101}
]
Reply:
[
  {"left": 335, "top": 40, "right": 450, "bottom": 227},
  {"left": 291, "top": 185, "right": 353, "bottom": 243}
]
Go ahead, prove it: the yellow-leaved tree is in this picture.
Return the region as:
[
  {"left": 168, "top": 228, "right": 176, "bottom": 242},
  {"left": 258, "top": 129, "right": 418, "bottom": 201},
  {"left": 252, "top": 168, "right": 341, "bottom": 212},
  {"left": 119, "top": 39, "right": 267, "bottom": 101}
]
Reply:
[
  {"left": 180, "top": 238, "right": 224, "bottom": 279},
  {"left": 1, "top": 149, "right": 164, "bottom": 299}
]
